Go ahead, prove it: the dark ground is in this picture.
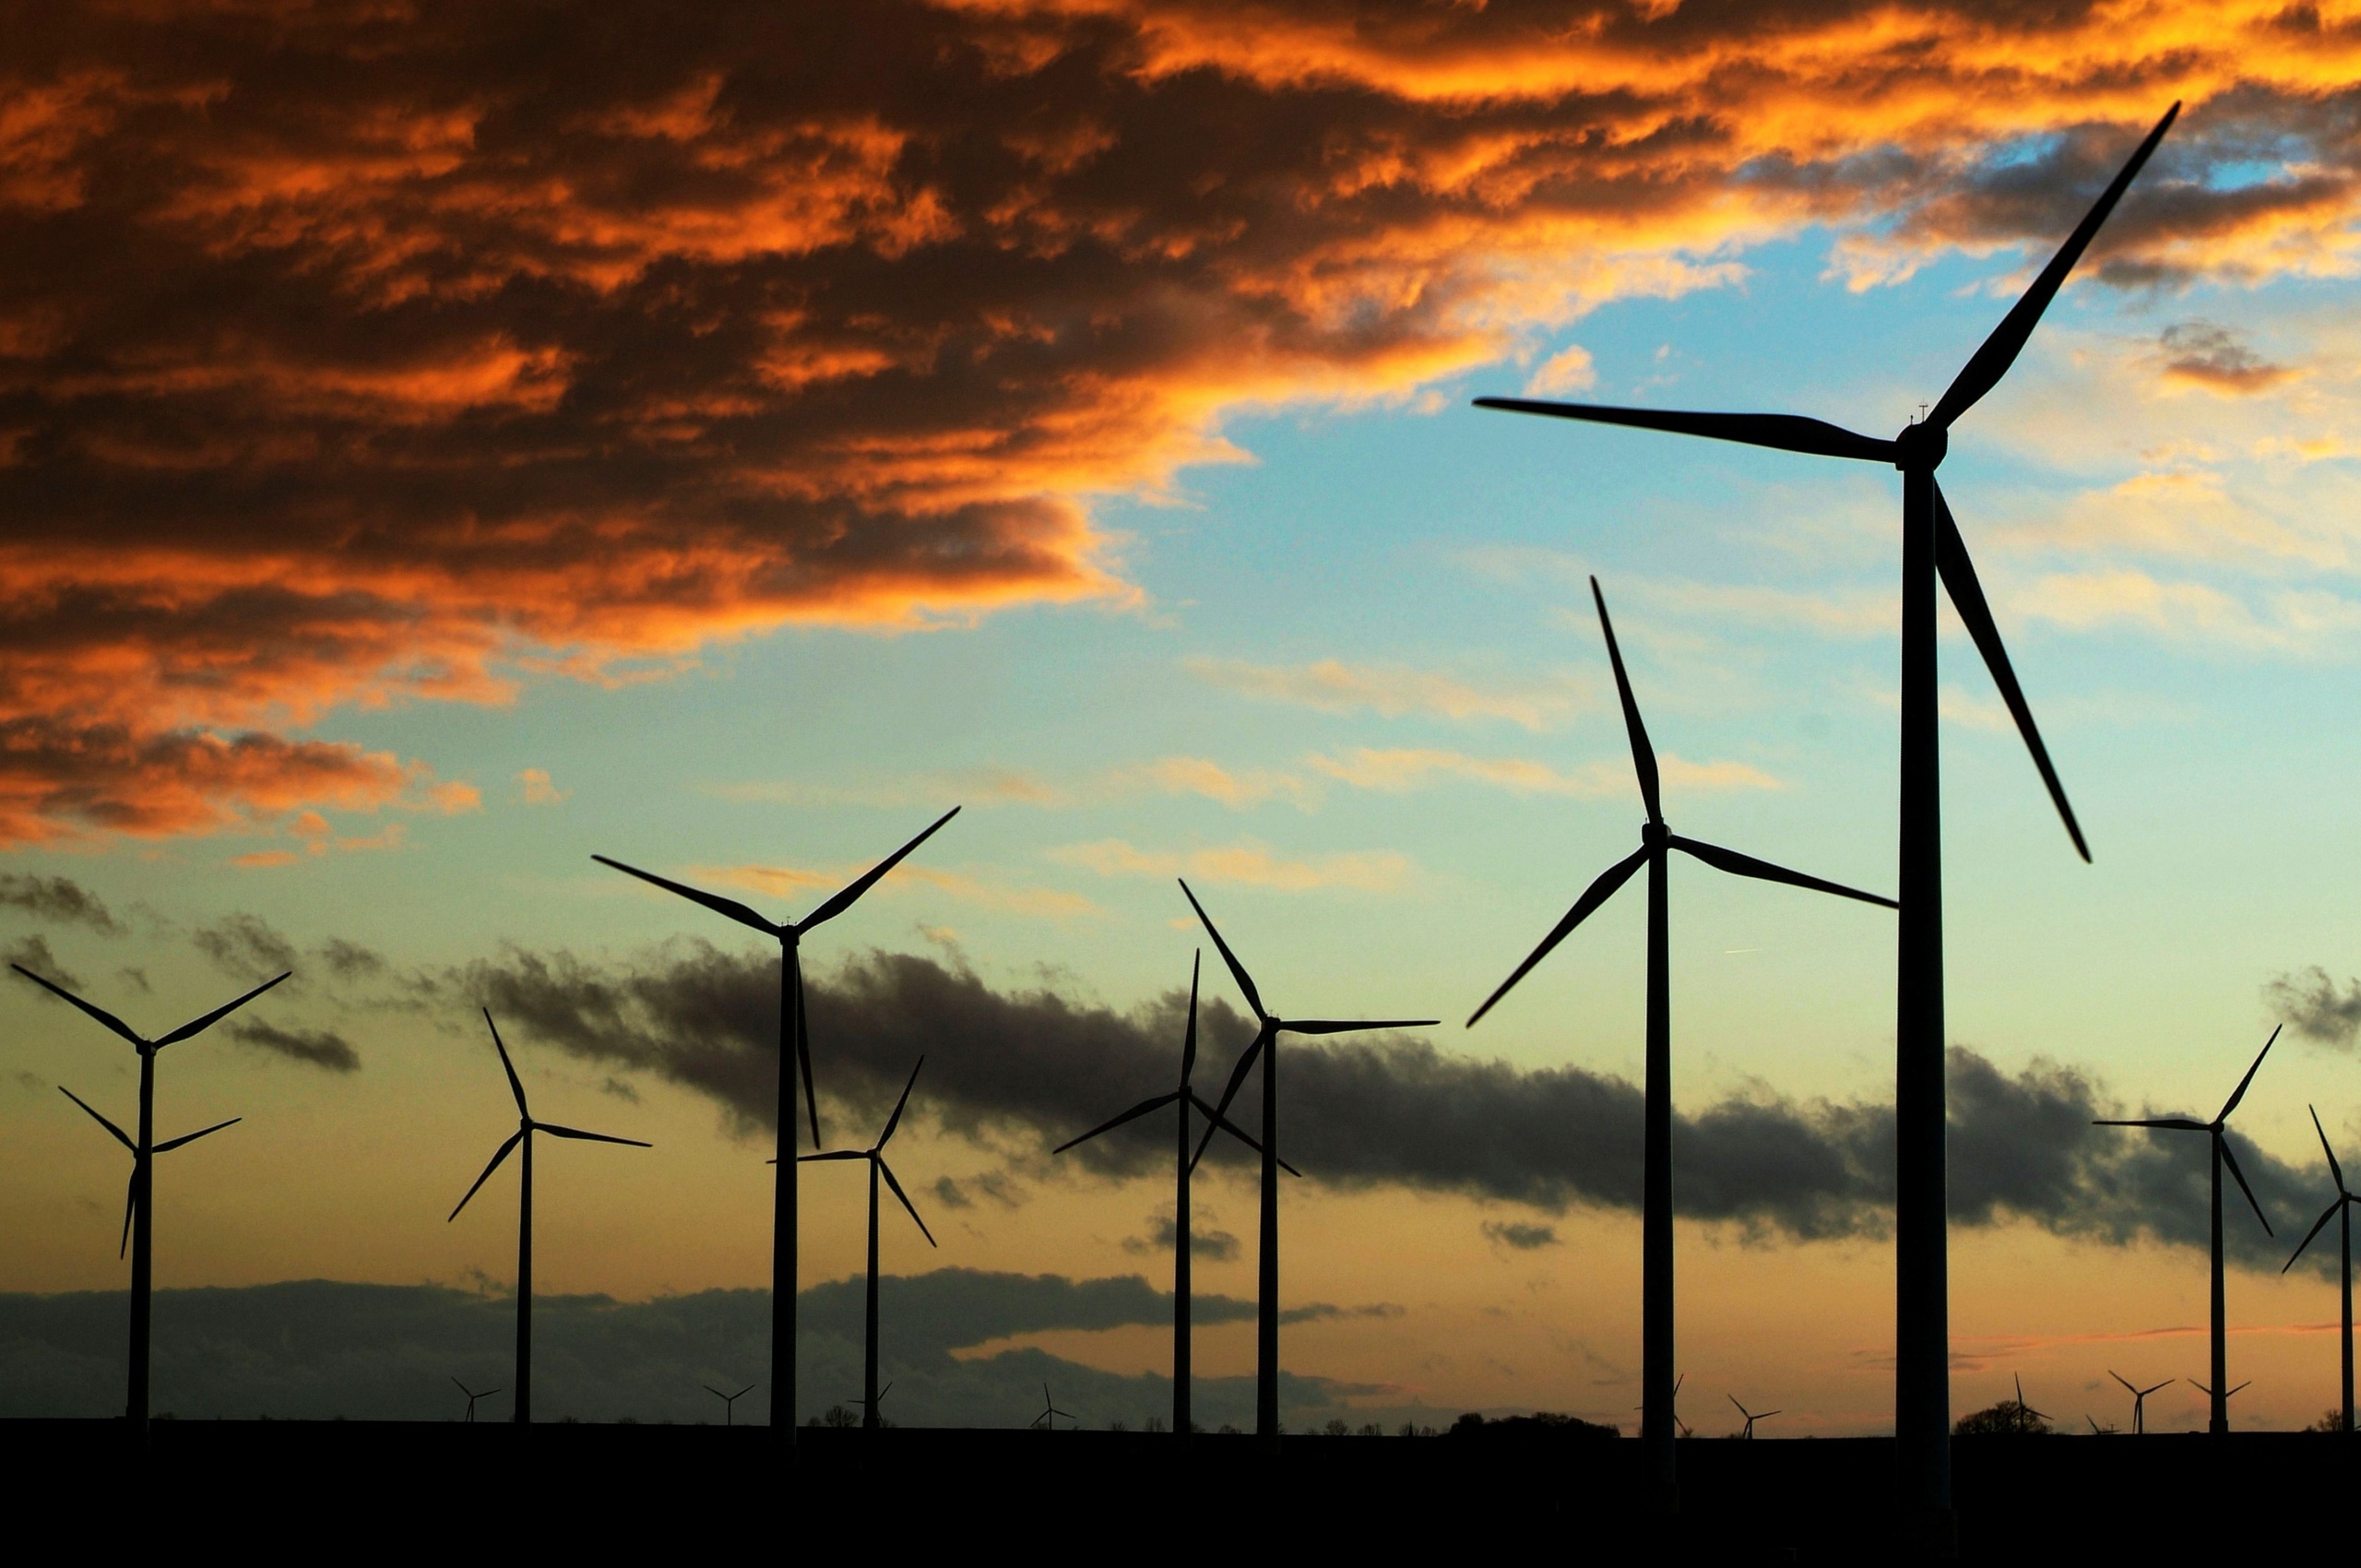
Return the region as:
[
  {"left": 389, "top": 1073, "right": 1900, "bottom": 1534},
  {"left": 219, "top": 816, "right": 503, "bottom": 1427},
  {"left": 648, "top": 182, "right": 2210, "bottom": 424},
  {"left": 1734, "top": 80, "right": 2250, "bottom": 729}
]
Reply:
[{"left": 6, "top": 1420, "right": 2351, "bottom": 1559}]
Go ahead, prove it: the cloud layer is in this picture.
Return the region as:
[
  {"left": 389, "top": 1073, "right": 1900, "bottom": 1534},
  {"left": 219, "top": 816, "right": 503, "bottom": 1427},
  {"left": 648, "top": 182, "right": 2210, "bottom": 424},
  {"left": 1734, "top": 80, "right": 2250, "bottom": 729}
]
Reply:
[{"left": 6, "top": 2, "right": 2352, "bottom": 841}]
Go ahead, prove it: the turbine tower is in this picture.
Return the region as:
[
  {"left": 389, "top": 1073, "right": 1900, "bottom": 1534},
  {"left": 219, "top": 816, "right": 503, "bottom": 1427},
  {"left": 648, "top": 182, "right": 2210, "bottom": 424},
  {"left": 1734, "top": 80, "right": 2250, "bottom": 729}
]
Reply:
[
  {"left": 16, "top": 963, "right": 288, "bottom": 1435},
  {"left": 2094, "top": 1026, "right": 2278, "bottom": 1435},
  {"left": 1475, "top": 103, "right": 2180, "bottom": 1526},
  {"left": 1466, "top": 577, "right": 1893, "bottom": 1507},
  {"left": 596, "top": 806, "right": 955, "bottom": 1435},
  {"left": 2107, "top": 1372, "right": 2172, "bottom": 1435},
  {"left": 799, "top": 1057, "right": 935, "bottom": 1430},
  {"left": 2284, "top": 1105, "right": 2358, "bottom": 1434},
  {"left": 447, "top": 1009, "right": 649, "bottom": 1423},
  {"left": 1728, "top": 1396, "right": 1780, "bottom": 1440},
  {"left": 1180, "top": 880, "right": 1436, "bottom": 1452},
  {"left": 1054, "top": 953, "right": 1292, "bottom": 1440}
]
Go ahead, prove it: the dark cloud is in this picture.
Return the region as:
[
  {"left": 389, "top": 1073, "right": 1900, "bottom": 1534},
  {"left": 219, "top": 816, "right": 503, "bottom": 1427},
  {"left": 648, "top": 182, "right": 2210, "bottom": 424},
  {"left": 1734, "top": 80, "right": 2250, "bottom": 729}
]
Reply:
[
  {"left": 448, "top": 942, "right": 2332, "bottom": 1271},
  {"left": 191, "top": 914, "right": 299, "bottom": 983},
  {"left": 4, "top": 933, "right": 80, "bottom": 991},
  {"left": 2270, "top": 968, "right": 2361, "bottom": 1048},
  {"left": 2158, "top": 321, "right": 2295, "bottom": 393},
  {"left": 1125, "top": 1213, "right": 1240, "bottom": 1262},
  {"left": 1279, "top": 1301, "right": 1406, "bottom": 1324},
  {"left": 314, "top": 939, "right": 388, "bottom": 983},
  {"left": 0, "top": 873, "right": 121, "bottom": 934},
  {"left": 1483, "top": 1221, "right": 1561, "bottom": 1251},
  {"left": 0, "top": 3, "right": 2338, "bottom": 845},
  {"left": 224, "top": 1018, "right": 361, "bottom": 1074}
]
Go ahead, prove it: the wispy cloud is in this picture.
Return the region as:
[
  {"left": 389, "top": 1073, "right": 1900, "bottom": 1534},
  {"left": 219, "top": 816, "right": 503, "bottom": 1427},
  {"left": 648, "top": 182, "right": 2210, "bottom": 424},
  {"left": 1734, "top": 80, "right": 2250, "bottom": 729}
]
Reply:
[
  {"left": 1186, "top": 658, "right": 1588, "bottom": 731},
  {"left": 515, "top": 768, "right": 571, "bottom": 806},
  {"left": 1049, "top": 837, "right": 1409, "bottom": 893},
  {"left": 1305, "top": 747, "right": 1779, "bottom": 798},
  {"left": 693, "top": 862, "right": 1098, "bottom": 921}
]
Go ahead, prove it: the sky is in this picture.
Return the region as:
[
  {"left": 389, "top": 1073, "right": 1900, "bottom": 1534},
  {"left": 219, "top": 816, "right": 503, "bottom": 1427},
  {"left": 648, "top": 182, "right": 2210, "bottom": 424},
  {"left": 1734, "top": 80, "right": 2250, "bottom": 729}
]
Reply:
[{"left": 6, "top": 0, "right": 2361, "bottom": 1434}]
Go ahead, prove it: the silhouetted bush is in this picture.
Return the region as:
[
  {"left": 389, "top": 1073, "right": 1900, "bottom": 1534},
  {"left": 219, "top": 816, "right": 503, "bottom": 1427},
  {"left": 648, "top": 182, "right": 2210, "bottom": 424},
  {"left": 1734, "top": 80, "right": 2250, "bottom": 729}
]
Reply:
[
  {"left": 1448, "top": 1410, "right": 1619, "bottom": 1442},
  {"left": 1954, "top": 1400, "right": 2050, "bottom": 1436}
]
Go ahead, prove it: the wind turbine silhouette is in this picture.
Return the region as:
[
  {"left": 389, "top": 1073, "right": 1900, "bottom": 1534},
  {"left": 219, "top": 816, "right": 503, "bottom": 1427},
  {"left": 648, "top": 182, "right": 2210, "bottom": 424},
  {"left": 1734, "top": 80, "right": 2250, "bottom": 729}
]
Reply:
[
  {"left": 1032, "top": 1383, "right": 1074, "bottom": 1431},
  {"left": 2012, "top": 1373, "right": 2047, "bottom": 1430},
  {"left": 1633, "top": 1372, "right": 1693, "bottom": 1438},
  {"left": 1053, "top": 953, "right": 1291, "bottom": 1441},
  {"left": 447, "top": 1009, "right": 649, "bottom": 1424},
  {"left": 1180, "top": 880, "right": 1437, "bottom": 1451},
  {"left": 800, "top": 1057, "right": 935, "bottom": 1431},
  {"left": 596, "top": 805, "right": 956, "bottom": 1435},
  {"left": 2108, "top": 1372, "right": 2172, "bottom": 1435},
  {"left": 1728, "top": 1396, "right": 1780, "bottom": 1440},
  {"left": 1476, "top": 103, "right": 2180, "bottom": 1522},
  {"left": 1466, "top": 576, "right": 1893, "bottom": 1504},
  {"left": 15, "top": 963, "right": 288, "bottom": 1435},
  {"left": 2284, "top": 1105, "right": 2358, "bottom": 1434},
  {"left": 706, "top": 1381, "right": 756, "bottom": 1427},
  {"left": 451, "top": 1376, "right": 501, "bottom": 1423},
  {"left": 2094, "top": 1026, "right": 2278, "bottom": 1435},
  {"left": 2189, "top": 1376, "right": 2249, "bottom": 1425}
]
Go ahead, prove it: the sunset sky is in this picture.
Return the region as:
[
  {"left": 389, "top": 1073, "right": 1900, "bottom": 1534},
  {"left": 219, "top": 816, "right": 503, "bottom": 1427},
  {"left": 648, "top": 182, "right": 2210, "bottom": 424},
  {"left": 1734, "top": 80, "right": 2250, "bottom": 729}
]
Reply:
[{"left": 7, "top": 0, "right": 2361, "bottom": 1434}]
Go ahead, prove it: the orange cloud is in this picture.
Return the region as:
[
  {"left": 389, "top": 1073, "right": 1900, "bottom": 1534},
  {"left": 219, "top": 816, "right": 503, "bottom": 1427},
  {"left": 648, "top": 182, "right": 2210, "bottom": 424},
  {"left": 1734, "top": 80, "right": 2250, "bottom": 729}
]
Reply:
[{"left": 0, "top": 2, "right": 2349, "bottom": 842}]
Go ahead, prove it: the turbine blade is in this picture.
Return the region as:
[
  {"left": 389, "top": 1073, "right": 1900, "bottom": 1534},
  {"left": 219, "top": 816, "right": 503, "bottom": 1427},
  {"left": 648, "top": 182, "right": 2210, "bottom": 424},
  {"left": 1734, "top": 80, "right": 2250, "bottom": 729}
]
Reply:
[
  {"left": 1667, "top": 835, "right": 1897, "bottom": 909},
  {"left": 1465, "top": 846, "right": 1649, "bottom": 1027},
  {"left": 2228, "top": 1382, "right": 2249, "bottom": 1398},
  {"left": 592, "top": 855, "right": 779, "bottom": 936},
  {"left": 2108, "top": 1371, "right": 2136, "bottom": 1394},
  {"left": 2312, "top": 1105, "right": 2347, "bottom": 1194},
  {"left": 535, "top": 1123, "right": 652, "bottom": 1147},
  {"left": 447, "top": 1131, "right": 525, "bottom": 1222},
  {"left": 797, "top": 1150, "right": 867, "bottom": 1162},
  {"left": 2284, "top": 1198, "right": 2342, "bottom": 1273},
  {"left": 153, "top": 1117, "right": 241, "bottom": 1153},
  {"left": 2219, "top": 1025, "right": 2281, "bottom": 1122},
  {"left": 1472, "top": 398, "right": 1896, "bottom": 464},
  {"left": 2141, "top": 1381, "right": 2173, "bottom": 1397},
  {"left": 795, "top": 972, "right": 820, "bottom": 1151},
  {"left": 56, "top": 1086, "right": 134, "bottom": 1151},
  {"left": 1589, "top": 576, "right": 1660, "bottom": 824},
  {"left": 13, "top": 966, "right": 145, "bottom": 1049},
  {"left": 2219, "top": 1136, "right": 2273, "bottom": 1236},
  {"left": 1190, "top": 1027, "right": 1270, "bottom": 1171},
  {"left": 704, "top": 1384, "right": 727, "bottom": 1399},
  {"left": 1051, "top": 1093, "right": 1180, "bottom": 1155},
  {"left": 1178, "top": 880, "right": 1264, "bottom": 1022},
  {"left": 120, "top": 1170, "right": 136, "bottom": 1259},
  {"left": 2093, "top": 1118, "right": 2208, "bottom": 1131},
  {"left": 1180, "top": 952, "right": 1201, "bottom": 1084},
  {"left": 483, "top": 1010, "right": 530, "bottom": 1120},
  {"left": 1282, "top": 1018, "right": 1439, "bottom": 1036},
  {"left": 796, "top": 807, "right": 961, "bottom": 932},
  {"left": 1190, "top": 1089, "right": 1303, "bottom": 1178},
  {"left": 1932, "top": 482, "right": 2089, "bottom": 861},
  {"left": 1927, "top": 103, "right": 2181, "bottom": 432},
  {"left": 878, "top": 1057, "right": 924, "bottom": 1148},
  {"left": 155, "top": 971, "right": 293, "bottom": 1047},
  {"left": 877, "top": 1158, "right": 937, "bottom": 1247}
]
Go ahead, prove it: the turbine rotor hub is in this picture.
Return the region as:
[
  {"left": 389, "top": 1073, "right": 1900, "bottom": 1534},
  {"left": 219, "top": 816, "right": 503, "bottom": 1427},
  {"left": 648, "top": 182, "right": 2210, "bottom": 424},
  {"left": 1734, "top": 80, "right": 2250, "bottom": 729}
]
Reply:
[
  {"left": 1641, "top": 820, "right": 1669, "bottom": 847},
  {"left": 1892, "top": 419, "right": 1947, "bottom": 471}
]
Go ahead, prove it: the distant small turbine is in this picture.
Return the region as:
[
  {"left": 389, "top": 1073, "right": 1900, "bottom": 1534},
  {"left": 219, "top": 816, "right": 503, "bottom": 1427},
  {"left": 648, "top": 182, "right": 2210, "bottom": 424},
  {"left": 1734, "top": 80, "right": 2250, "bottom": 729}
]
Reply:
[
  {"left": 706, "top": 1382, "right": 756, "bottom": 1427},
  {"left": 1181, "top": 880, "right": 1436, "bottom": 1452},
  {"left": 451, "top": 1377, "right": 502, "bottom": 1423},
  {"left": 16, "top": 963, "right": 288, "bottom": 1435},
  {"left": 1054, "top": 952, "right": 1292, "bottom": 1442},
  {"left": 447, "top": 1009, "right": 649, "bottom": 1424},
  {"left": 2108, "top": 1372, "right": 2172, "bottom": 1436},
  {"left": 1729, "top": 1396, "right": 1781, "bottom": 1440},
  {"left": 2095, "top": 1027, "right": 2279, "bottom": 1434},
  {"left": 2012, "top": 1373, "right": 2048, "bottom": 1431},
  {"left": 2189, "top": 1377, "right": 2249, "bottom": 1421},
  {"left": 596, "top": 806, "right": 956, "bottom": 1439},
  {"left": 1032, "top": 1384, "right": 1074, "bottom": 1431},
  {"left": 2284, "top": 1105, "right": 2358, "bottom": 1434},
  {"left": 800, "top": 1058, "right": 935, "bottom": 1431}
]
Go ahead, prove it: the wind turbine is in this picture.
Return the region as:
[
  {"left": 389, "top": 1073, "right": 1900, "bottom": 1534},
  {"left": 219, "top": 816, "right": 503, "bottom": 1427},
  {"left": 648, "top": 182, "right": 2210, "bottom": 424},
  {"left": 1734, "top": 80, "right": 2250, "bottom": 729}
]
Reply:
[
  {"left": 595, "top": 806, "right": 955, "bottom": 1435},
  {"left": 1475, "top": 103, "right": 2180, "bottom": 1522},
  {"left": 2108, "top": 1372, "right": 2172, "bottom": 1436},
  {"left": 2094, "top": 1026, "right": 2278, "bottom": 1434},
  {"left": 2012, "top": 1373, "right": 2048, "bottom": 1431},
  {"left": 15, "top": 963, "right": 288, "bottom": 1434},
  {"left": 447, "top": 1008, "right": 649, "bottom": 1424},
  {"left": 2284, "top": 1105, "right": 2357, "bottom": 1434},
  {"left": 2189, "top": 1376, "right": 2249, "bottom": 1425},
  {"left": 1032, "top": 1383, "right": 1074, "bottom": 1431},
  {"left": 1633, "top": 1372, "right": 1694, "bottom": 1438},
  {"left": 1180, "top": 880, "right": 1437, "bottom": 1450},
  {"left": 1466, "top": 577, "right": 1894, "bottom": 1503},
  {"left": 1728, "top": 1396, "right": 1780, "bottom": 1440},
  {"left": 452, "top": 1377, "right": 502, "bottom": 1423},
  {"left": 1053, "top": 952, "right": 1292, "bottom": 1441},
  {"left": 706, "top": 1381, "right": 756, "bottom": 1427},
  {"left": 799, "top": 1057, "right": 935, "bottom": 1431}
]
